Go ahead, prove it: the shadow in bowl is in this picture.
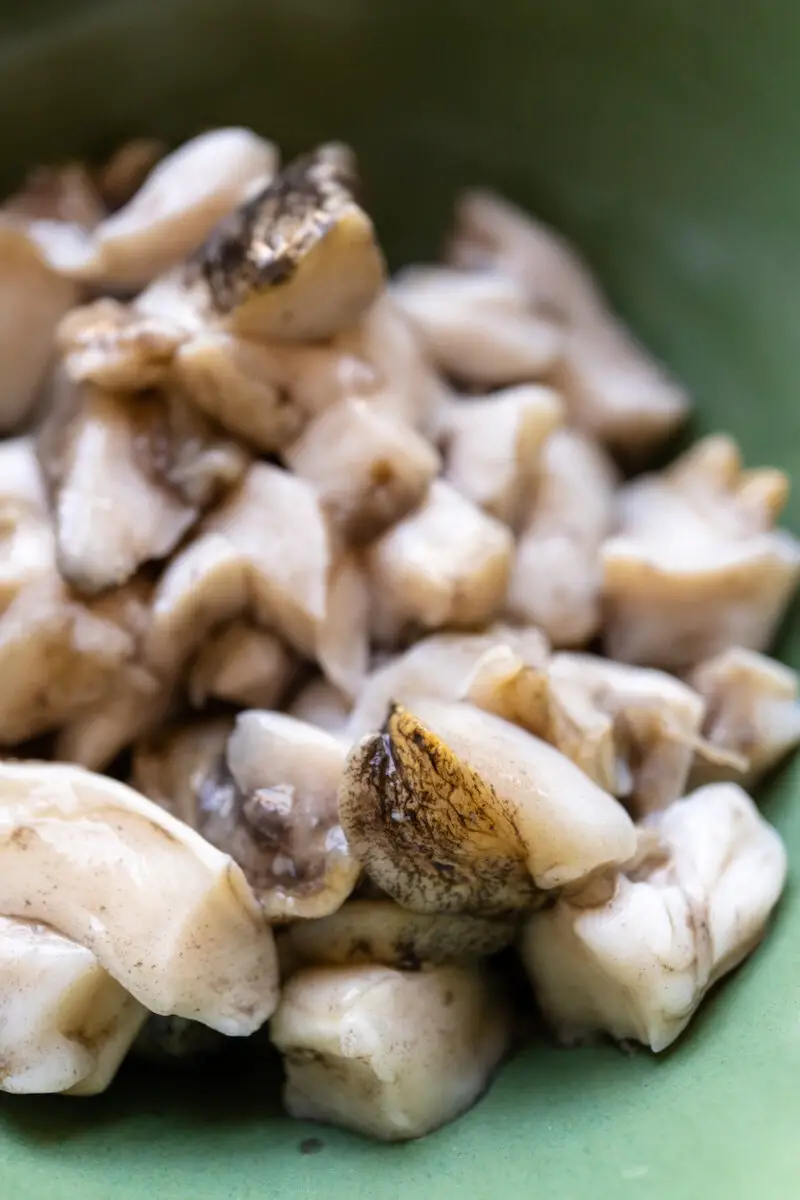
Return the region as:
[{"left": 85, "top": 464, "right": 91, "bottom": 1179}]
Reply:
[{"left": 0, "top": 1038, "right": 285, "bottom": 1147}]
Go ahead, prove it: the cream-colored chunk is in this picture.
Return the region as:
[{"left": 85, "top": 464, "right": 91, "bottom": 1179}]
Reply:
[
  {"left": 144, "top": 532, "right": 249, "bottom": 680},
  {"left": 392, "top": 265, "right": 564, "bottom": 386},
  {"left": 282, "top": 900, "right": 515, "bottom": 970},
  {"left": 39, "top": 384, "right": 194, "bottom": 592},
  {"left": 175, "top": 331, "right": 306, "bottom": 452},
  {"left": 448, "top": 190, "right": 688, "bottom": 457},
  {"left": 340, "top": 699, "right": 636, "bottom": 915},
  {"left": 0, "top": 577, "right": 137, "bottom": 745},
  {"left": 689, "top": 647, "right": 800, "bottom": 786},
  {"left": 176, "top": 327, "right": 379, "bottom": 442},
  {"left": 220, "top": 711, "right": 358, "bottom": 919},
  {"left": 441, "top": 384, "right": 563, "bottom": 525},
  {"left": 464, "top": 647, "right": 738, "bottom": 815},
  {"left": 145, "top": 459, "right": 336, "bottom": 677},
  {"left": 367, "top": 482, "right": 513, "bottom": 644},
  {"left": 57, "top": 298, "right": 187, "bottom": 391},
  {"left": 0, "top": 761, "right": 278, "bottom": 1034},
  {"left": 521, "top": 782, "right": 787, "bottom": 1051},
  {"left": 348, "top": 625, "right": 549, "bottom": 739},
  {"left": 52, "top": 578, "right": 167, "bottom": 771},
  {"left": 195, "top": 145, "right": 385, "bottom": 341},
  {"left": 131, "top": 717, "right": 234, "bottom": 827},
  {"left": 285, "top": 396, "right": 440, "bottom": 542},
  {"left": 37, "top": 377, "right": 246, "bottom": 594},
  {"left": 336, "top": 294, "right": 451, "bottom": 433},
  {"left": 507, "top": 428, "right": 618, "bottom": 646},
  {"left": 204, "top": 463, "right": 331, "bottom": 657},
  {"left": 0, "top": 225, "right": 79, "bottom": 431},
  {"left": 0, "top": 438, "right": 56, "bottom": 612},
  {"left": 288, "top": 677, "right": 352, "bottom": 741},
  {"left": 602, "top": 436, "right": 800, "bottom": 667},
  {"left": 146, "top": 486, "right": 358, "bottom": 699},
  {"left": 547, "top": 653, "right": 709, "bottom": 815},
  {"left": 40, "top": 128, "right": 278, "bottom": 287},
  {"left": 271, "top": 963, "right": 510, "bottom": 1140},
  {"left": 188, "top": 622, "right": 295, "bottom": 710},
  {"left": 136, "top": 712, "right": 357, "bottom": 921},
  {"left": 55, "top": 662, "right": 170, "bottom": 773},
  {"left": 0, "top": 917, "right": 146, "bottom": 1096},
  {"left": 316, "top": 553, "right": 370, "bottom": 701}
]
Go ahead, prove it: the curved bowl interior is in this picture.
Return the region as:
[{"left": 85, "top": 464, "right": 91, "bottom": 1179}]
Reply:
[{"left": 2, "top": 2, "right": 800, "bottom": 1197}]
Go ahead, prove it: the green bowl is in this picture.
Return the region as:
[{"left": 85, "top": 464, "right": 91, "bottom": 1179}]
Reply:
[{"left": 3, "top": 2, "right": 800, "bottom": 1197}]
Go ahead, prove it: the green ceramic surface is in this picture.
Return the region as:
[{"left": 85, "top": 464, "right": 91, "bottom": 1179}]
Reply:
[{"left": 2, "top": 2, "right": 800, "bottom": 1196}]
